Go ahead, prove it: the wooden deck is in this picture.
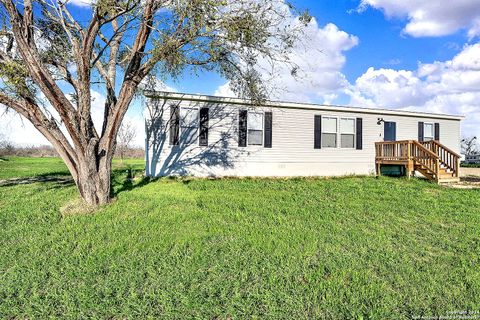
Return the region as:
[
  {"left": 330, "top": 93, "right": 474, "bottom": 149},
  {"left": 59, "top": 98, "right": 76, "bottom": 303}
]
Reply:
[{"left": 375, "top": 140, "right": 460, "bottom": 183}]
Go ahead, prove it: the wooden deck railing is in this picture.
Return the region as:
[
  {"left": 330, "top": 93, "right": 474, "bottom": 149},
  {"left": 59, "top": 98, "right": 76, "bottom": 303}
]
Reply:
[
  {"left": 375, "top": 140, "right": 460, "bottom": 180},
  {"left": 420, "top": 140, "right": 460, "bottom": 177},
  {"left": 375, "top": 140, "right": 439, "bottom": 178},
  {"left": 375, "top": 140, "right": 410, "bottom": 161}
]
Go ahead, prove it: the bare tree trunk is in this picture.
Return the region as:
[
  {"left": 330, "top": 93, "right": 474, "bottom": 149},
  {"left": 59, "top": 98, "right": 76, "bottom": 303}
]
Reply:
[{"left": 74, "top": 150, "right": 114, "bottom": 206}]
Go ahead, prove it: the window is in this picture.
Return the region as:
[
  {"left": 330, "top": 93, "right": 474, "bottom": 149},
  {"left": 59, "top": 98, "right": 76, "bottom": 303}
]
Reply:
[
  {"left": 321, "top": 117, "right": 337, "bottom": 148},
  {"left": 180, "top": 107, "right": 199, "bottom": 144},
  {"left": 248, "top": 112, "right": 263, "bottom": 145},
  {"left": 340, "top": 118, "right": 355, "bottom": 148},
  {"left": 424, "top": 122, "right": 434, "bottom": 141},
  {"left": 320, "top": 116, "right": 357, "bottom": 149}
]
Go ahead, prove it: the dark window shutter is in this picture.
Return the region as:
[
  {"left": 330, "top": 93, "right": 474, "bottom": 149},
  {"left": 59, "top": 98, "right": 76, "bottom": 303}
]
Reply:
[
  {"left": 264, "top": 112, "right": 272, "bottom": 148},
  {"left": 169, "top": 105, "right": 180, "bottom": 145},
  {"left": 199, "top": 107, "right": 209, "bottom": 146},
  {"left": 418, "top": 121, "right": 424, "bottom": 142},
  {"left": 434, "top": 123, "right": 440, "bottom": 141},
  {"left": 238, "top": 110, "right": 247, "bottom": 147},
  {"left": 314, "top": 115, "right": 322, "bottom": 149},
  {"left": 356, "top": 118, "right": 363, "bottom": 150}
]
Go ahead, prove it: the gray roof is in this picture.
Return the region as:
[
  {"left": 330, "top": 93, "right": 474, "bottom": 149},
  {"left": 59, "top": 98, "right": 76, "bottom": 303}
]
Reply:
[{"left": 144, "top": 91, "right": 464, "bottom": 121}]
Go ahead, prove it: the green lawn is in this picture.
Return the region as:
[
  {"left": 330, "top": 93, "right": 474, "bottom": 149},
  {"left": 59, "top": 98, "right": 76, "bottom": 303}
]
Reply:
[{"left": 1, "top": 157, "right": 480, "bottom": 319}]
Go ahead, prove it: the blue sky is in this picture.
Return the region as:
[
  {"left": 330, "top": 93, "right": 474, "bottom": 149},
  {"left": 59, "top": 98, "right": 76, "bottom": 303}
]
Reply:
[
  {"left": 166, "top": 0, "right": 471, "bottom": 95},
  {"left": 3, "top": 0, "right": 480, "bottom": 146},
  {"left": 309, "top": 1, "right": 464, "bottom": 80}
]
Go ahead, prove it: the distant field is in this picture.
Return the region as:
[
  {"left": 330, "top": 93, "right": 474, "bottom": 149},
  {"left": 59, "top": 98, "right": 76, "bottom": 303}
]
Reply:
[
  {"left": 1, "top": 157, "right": 480, "bottom": 319},
  {"left": 0, "top": 157, "right": 144, "bottom": 180}
]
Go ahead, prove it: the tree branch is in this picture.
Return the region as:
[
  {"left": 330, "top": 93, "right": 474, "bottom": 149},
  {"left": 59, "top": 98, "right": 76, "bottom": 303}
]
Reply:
[
  {"left": 1, "top": 0, "right": 83, "bottom": 150},
  {"left": 23, "top": 0, "right": 34, "bottom": 47},
  {"left": 0, "top": 93, "right": 79, "bottom": 180},
  {"left": 100, "top": 0, "right": 156, "bottom": 153}
]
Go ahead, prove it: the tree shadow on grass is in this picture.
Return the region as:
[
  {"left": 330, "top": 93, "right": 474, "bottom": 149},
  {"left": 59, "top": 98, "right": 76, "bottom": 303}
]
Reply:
[
  {"left": 0, "top": 160, "right": 150, "bottom": 195},
  {"left": 0, "top": 174, "right": 74, "bottom": 188},
  {"left": 112, "top": 164, "right": 156, "bottom": 196},
  {"left": 114, "top": 176, "right": 154, "bottom": 195}
]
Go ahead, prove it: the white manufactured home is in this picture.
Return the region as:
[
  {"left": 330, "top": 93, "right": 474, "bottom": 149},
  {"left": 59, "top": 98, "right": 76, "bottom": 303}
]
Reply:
[
  {"left": 464, "top": 154, "right": 480, "bottom": 164},
  {"left": 145, "top": 92, "right": 463, "bottom": 182}
]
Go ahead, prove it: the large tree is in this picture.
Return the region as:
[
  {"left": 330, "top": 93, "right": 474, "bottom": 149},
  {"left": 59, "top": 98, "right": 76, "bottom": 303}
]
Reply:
[{"left": 0, "top": 0, "right": 308, "bottom": 205}]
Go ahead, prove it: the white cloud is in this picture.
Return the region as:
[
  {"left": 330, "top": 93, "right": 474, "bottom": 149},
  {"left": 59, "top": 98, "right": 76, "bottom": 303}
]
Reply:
[
  {"left": 1, "top": 91, "right": 58, "bottom": 146},
  {"left": 348, "top": 67, "right": 428, "bottom": 108},
  {"left": 213, "top": 82, "right": 236, "bottom": 97},
  {"left": 213, "top": 19, "right": 358, "bottom": 103},
  {"left": 0, "top": 108, "right": 50, "bottom": 146},
  {"left": 348, "top": 43, "right": 480, "bottom": 137},
  {"left": 139, "top": 75, "right": 177, "bottom": 93},
  {"left": 359, "top": 0, "right": 480, "bottom": 38},
  {"left": 67, "top": 0, "right": 95, "bottom": 7},
  {"left": 82, "top": 90, "right": 146, "bottom": 147},
  {"left": 0, "top": 89, "right": 147, "bottom": 147}
]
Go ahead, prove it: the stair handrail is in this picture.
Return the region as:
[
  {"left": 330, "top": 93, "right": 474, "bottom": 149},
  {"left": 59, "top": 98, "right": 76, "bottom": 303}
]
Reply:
[
  {"left": 420, "top": 140, "right": 460, "bottom": 157},
  {"left": 420, "top": 140, "right": 460, "bottom": 177},
  {"left": 411, "top": 141, "right": 440, "bottom": 178},
  {"left": 412, "top": 140, "right": 439, "bottom": 158}
]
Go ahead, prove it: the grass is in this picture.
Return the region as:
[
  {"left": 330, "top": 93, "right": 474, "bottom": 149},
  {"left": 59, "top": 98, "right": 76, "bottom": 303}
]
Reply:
[
  {"left": 1, "top": 158, "right": 480, "bottom": 319},
  {"left": 461, "top": 163, "right": 480, "bottom": 168}
]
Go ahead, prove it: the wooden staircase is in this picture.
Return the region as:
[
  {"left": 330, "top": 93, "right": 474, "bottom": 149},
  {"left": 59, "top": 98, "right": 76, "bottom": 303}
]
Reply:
[{"left": 375, "top": 140, "right": 460, "bottom": 183}]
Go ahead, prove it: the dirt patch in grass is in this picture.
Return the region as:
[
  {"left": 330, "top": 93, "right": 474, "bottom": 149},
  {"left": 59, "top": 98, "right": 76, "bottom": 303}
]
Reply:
[
  {"left": 447, "top": 177, "right": 480, "bottom": 189},
  {"left": 460, "top": 167, "right": 480, "bottom": 177},
  {"left": 59, "top": 198, "right": 98, "bottom": 217},
  {"left": 440, "top": 168, "right": 480, "bottom": 189}
]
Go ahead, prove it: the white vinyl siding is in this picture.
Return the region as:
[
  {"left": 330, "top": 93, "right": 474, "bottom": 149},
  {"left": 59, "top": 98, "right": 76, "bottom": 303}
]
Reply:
[{"left": 145, "top": 97, "right": 461, "bottom": 177}]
